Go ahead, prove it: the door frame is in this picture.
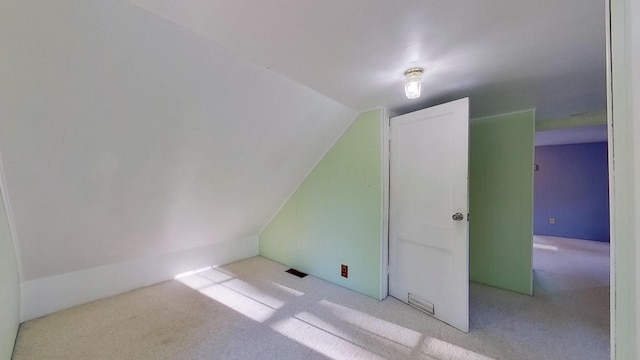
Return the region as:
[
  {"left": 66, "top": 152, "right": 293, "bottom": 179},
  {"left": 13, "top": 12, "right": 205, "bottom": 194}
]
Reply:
[
  {"left": 380, "top": 3, "right": 622, "bottom": 357},
  {"left": 379, "top": 109, "right": 390, "bottom": 301}
]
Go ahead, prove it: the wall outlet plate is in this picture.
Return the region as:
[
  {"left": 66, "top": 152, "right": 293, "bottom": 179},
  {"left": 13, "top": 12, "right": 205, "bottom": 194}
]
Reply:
[{"left": 341, "top": 264, "right": 348, "bottom": 278}]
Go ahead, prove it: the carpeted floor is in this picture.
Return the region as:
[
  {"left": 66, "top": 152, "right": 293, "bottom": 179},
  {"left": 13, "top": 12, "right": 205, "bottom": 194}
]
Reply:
[{"left": 13, "top": 236, "right": 609, "bottom": 360}]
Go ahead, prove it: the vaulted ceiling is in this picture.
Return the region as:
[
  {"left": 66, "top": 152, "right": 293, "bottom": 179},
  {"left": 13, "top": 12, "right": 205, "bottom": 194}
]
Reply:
[
  {"left": 0, "top": 1, "right": 608, "bottom": 281},
  {"left": 131, "top": 0, "right": 607, "bottom": 120},
  {"left": 0, "top": 1, "right": 357, "bottom": 279}
]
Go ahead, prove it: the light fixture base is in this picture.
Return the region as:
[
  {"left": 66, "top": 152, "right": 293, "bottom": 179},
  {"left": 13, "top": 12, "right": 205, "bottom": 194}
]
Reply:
[{"left": 404, "top": 67, "right": 424, "bottom": 77}]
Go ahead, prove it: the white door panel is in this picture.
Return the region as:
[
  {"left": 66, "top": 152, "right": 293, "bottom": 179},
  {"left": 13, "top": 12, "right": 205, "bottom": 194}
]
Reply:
[{"left": 389, "top": 98, "right": 469, "bottom": 332}]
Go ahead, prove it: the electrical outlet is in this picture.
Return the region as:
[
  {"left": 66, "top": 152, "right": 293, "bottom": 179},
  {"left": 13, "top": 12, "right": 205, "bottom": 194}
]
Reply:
[
  {"left": 341, "top": 264, "right": 348, "bottom": 278},
  {"left": 549, "top": 217, "right": 555, "bottom": 224}
]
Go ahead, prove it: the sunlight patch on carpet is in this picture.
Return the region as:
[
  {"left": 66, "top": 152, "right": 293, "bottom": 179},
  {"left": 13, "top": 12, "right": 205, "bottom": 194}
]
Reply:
[
  {"left": 319, "top": 300, "right": 421, "bottom": 348},
  {"left": 271, "top": 317, "right": 387, "bottom": 360},
  {"left": 199, "top": 284, "right": 276, "bottom": 322},
  {"left": 294, "top": 311, "right": 353, "bottom": 341},
  {"left": 174, "top": 266, "right": 214, "bottom": 279},
  {"left": 533, "top": 243, "right": 559, "bottom": 251},
  {"left": 221, "top": 278, "right": 285, "bottom": 309},
  {"left": 421, "top": 337, "right": 497, "bottom": 360},
  {"left": 177, "top": 267, "right": 286, "bottom": 323},
  {"left": 272, "top": 282, "right": 305, "bottom": 296},
  {"left": 177, "top": 274, "right": 215, "bottom": 290},
  {"left": 198, "top": 268, "right": 235, "bottom": 283}
]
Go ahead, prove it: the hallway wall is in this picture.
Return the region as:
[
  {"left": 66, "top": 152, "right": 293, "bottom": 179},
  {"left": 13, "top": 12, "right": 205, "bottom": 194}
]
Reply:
[{"left": 469, "top": 110, "right": 535, "bottom": 295}]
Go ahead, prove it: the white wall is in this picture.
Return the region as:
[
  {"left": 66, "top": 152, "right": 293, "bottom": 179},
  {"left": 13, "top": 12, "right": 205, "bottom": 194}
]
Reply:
[
  {"left": 21, "top": 235, "right": 256, "bottom": 321},
  {"left": 0, "top": 0, "right": 356, "bottom": 319},
  {"left": 609, "top": 0, "right": 640, "bottom": 358},
  {"left": 0, "top": 172, "right": 20, "bottom": 359},
  {"left": 634, "top": 3, "right": 640, "bottom": 359},
  {"left": 631, "top": 1, "right": 640, "bottom": 358}
]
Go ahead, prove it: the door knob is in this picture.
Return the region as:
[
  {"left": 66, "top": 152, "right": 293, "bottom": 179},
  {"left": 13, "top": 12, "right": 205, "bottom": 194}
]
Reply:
[{"left": 452, "top": 212, "right": 464, "bottom": 221}]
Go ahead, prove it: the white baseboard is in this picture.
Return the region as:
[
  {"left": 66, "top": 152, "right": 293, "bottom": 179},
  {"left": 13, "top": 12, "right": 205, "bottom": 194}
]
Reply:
[{"left": 21, "top": 235, "right": 258, "bottom": 322}]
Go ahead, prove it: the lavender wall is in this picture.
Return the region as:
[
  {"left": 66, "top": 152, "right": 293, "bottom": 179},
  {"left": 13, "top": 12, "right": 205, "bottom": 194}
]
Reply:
[{"left": 534, "top": 142, "right": 609, "bottom": 242}]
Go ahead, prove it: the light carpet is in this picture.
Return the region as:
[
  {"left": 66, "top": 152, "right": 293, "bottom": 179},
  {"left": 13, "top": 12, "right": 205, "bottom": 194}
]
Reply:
[{"left": 13, "top": 236, "right": 609, "bottom": 360}]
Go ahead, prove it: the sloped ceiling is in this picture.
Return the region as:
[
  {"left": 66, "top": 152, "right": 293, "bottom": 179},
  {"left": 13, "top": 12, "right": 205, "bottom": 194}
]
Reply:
[
  {"left": 0, "top": 1, "right": 356, "bottom": 280},
  {"left": 130, "top": 0, "right": 606, "bottom": 120},
  {"left": 0, "top": 0, "right": 607, "bottom": 280}
]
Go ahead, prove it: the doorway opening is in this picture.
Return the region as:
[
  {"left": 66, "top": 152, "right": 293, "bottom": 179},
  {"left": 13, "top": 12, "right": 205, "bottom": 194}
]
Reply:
[{"left": 532, "top": 127, "right": 611, "bottom": 353}]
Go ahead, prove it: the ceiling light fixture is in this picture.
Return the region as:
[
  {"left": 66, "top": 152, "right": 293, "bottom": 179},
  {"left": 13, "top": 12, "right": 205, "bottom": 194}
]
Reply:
[{"left": 404, "top": 67, "right": 424, "bottom": 99}]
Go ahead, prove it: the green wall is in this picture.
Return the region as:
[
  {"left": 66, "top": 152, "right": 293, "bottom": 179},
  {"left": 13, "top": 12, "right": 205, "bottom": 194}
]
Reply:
[
  {"left": 260, "top": 110, "right": 383, "bottom": 299},
  {"left": 469, "top": 111, "right": 534, "bottom": 295},
  {"left": 0, "top": 188, "right": 20, "bottom": 360}
]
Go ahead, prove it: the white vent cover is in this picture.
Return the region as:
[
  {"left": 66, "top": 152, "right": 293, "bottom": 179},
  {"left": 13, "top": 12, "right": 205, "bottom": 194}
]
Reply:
[{"left": 408, "top": 293, "right": 435, "bottom": 315}]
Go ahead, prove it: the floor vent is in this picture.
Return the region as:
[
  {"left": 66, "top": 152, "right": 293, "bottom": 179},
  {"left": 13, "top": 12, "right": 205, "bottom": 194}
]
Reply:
[
  {"left": 285, "top": 268, "right": 308, "bottom": 278},
  {"left": 408, "top": 293, "right": 435, "bottom": 315}
]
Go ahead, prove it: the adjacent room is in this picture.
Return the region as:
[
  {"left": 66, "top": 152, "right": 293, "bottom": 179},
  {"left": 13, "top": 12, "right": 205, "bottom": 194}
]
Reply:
[
  {"left": 533, "top": 124, "right": 610, "bottom": 290},
  {"left": 532, "top": 123, "right": 611, "bottom": 358},
  {"left": 2, "top": 1, "right": 638, "bottom": 360}
]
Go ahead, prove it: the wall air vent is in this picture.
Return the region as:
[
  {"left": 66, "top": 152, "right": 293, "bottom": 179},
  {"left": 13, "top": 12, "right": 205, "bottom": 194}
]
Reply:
[{"left": 408, "top": 293, "right": 435, "bottom": 315}]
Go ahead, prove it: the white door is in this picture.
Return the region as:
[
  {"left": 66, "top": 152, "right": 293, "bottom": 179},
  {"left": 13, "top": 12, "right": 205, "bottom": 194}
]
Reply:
[{"left": 389, "top": 98, "right": 470, "bottom": 332}]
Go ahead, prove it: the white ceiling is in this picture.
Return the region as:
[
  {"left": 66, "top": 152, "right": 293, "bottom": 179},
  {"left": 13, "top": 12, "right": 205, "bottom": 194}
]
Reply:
[
  {"left": 130, "top": 0, "right": 606, "bottom": 119},
  {"left": 0, "top": 0, "right": 608, "bottom": 280}
]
